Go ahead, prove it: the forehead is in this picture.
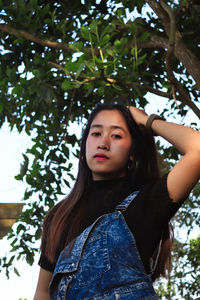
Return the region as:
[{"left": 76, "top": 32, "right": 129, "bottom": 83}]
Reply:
[{"left": 91, "top": 109, "right": 128, "bottom": 129}]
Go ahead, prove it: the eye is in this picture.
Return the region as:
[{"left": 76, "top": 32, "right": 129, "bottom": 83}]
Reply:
[
  {"left": 112, "top": 134, "right": 122, "bottom": 139},
  {"left": 91, "top": 132, "right": 101, "bottom": 137}
]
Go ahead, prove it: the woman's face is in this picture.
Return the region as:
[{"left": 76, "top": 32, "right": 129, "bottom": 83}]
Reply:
[{"left": 86, "top": 109, "right": 133, "bottom": 180}]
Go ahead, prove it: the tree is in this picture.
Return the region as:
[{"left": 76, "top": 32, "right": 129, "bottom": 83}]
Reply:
[
  {"left": 0, "top": 0, "right": 199, "bottom": 298},
  {"left": 155, "top": 234, "right": 200, "bottom": 299}
]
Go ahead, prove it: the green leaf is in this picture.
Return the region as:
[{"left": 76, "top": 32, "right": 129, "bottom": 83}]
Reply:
[
  {"left": 16, "top": 224, "right": 26, "bottom": 235},
  {"left": 14, "top": 267, "right": 20, "bottom": 277},
  {"left": 76, "top": 41, "right": 83, "bottom": 52},
  {"left": 75, "top": 63, "right": 85, "bottom": 79},
  {"left": 112, "top": 84, "right": 122, "bottom": 91},
  {"left": 35, "top": 228, "right": 42, "bottom": 240},
  {"left": 61, "top": 144, "right": 69, "bottom": 158},
  {"left": 115, "top": 7, "right": 126, "bottom": 19},
  {"left": 100, "top": 25, "right": 111, "bottom": 39},
  {"left": 138, "top": 32, "right": 149, "bottom": 42},
  {"left": 80, "top": 26, "right": 90, "bottom": 40},
  {"left": 192, "top": 182, "right": 200, "bottom": 198},
  {"left": 90, "top": 20, "right": 99, "bottom": 35},
  {"left": 99, "top": 34, "right": 110, "bottom": 47},
  {"left": 94, "top": 56, "right": 104, "bottom": 65},
  {"left": 162, "top": 81, "right": 171, "bottom": 89},
  {"left": 26, "top": 252, "right": 34, "bottom": 266},
  {"left": 20, "top": 154, "right": 29, "bottom": 176},
  {"left": 15, "top": 174, "right": 24, "bottom": 181},
  {"left": 114, "top": 39, "right": 122, "bottom": 51},
  {"left": 130, "top": 23, "right": 137, "bottom": 35},
  {"left": 12, "top": 85, "right": 23, "bottom": 95},
  {"left": 7, "top": 255, "right": 15, "bottom": 265},
  {"left": 63, "top": 179, "right": 70, "bottom": 188},
  {"left": 61, "top": 79, "right": 74, "bottom": 90}
]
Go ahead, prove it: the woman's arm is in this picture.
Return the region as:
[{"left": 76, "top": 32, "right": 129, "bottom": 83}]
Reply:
[
  {"left": 33, "top": 268, "right": 52, "bottom": 300},
  {"left": 128, "top": 107, "right": 200, "bottom": 202}
]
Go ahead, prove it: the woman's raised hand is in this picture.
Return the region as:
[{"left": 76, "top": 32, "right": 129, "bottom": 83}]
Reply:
[
  {"left": 127, "top": 106, "right": 200, "bottom": 203},
  {"left": 127, "top": 106, "right": 148, "bottom": 126}
]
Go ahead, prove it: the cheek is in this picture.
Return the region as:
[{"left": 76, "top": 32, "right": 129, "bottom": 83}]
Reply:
[
  {"left": 85, "top": 139, "right": 89, "bottom": 159},
  {"left": 118, "top": 141, "right": 132, "bottom": 155},
  {"left": 85, "top": 138, "right": 92, "bottom": 161},
  {"left": 118, "top": 142, "right": 132, "bottom": 165}
]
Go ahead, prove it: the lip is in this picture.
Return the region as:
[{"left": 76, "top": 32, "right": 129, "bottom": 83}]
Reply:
[{"left": 94, "top": 153, "right": 109, "bottom": 161}]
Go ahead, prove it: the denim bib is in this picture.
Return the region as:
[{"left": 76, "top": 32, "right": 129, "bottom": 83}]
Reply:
[{"left": 49, "top": 191, "right": 159, "bottom": 299}]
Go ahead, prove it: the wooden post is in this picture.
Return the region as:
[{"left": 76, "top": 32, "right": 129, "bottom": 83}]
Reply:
[{"left": 0, "top": 203, "right": 24, "bottom": 239}]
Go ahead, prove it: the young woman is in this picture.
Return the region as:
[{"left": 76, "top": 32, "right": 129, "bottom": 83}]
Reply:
[{"left": 34, "top": 104, "right": 200, "bottom": 300}]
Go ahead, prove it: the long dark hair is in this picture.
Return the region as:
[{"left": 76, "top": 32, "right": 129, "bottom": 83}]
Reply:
[{"left": 41, "top": 103, "right": 172, "bottom": 280}]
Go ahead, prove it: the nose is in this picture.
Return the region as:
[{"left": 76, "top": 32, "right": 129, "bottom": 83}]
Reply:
[
  {"left": 97, "top": 135, "right": 110, "bottom": 150},
  {"left": 98, "top": 143, "right": 109, "bottom": 150}
]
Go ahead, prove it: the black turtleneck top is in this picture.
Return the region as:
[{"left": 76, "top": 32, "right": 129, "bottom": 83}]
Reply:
[{"left": 39, "top": 174, "right": 184, "bottom": 274}]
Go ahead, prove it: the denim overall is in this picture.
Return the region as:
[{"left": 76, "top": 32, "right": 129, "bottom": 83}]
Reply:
[{"left": 49, "top": 191, "right": 159, "bottom": 299}]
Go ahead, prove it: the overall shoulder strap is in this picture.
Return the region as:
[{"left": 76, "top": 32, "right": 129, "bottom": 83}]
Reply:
[{"left": 115, "top": 191, "right": 139, "bottom": 212}]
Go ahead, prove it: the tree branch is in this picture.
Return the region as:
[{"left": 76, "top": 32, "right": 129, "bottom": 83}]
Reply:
[
  {"left": 160, "top": 0, "right": 175, "bottom": 56},
  {"left": 49, "top": 61, "right": 168, "bottom": 98},
  {"left": 145, "top": 0, "right": 170, "bottom": 33},
  {"left": 49, "top": 60, "right": 200, "bottom": 117},
  {"left": 1, "top": 22, "right": 199, "bottom": 95},
  {"left": 135, "top": 83, "right": 177, "bottom": 99},
  {"left": 48, "top": 61, "right": 98, "bottom": 83},
  {"left": 126, "top": 81, "right": 200, "bottom": 118},
  {"left": 116, "top": 19, "right": 200, "bottom": 96},
  {"left": 0, "top": 14, "right": 11, "bottom": 23},
  {"left": 0, "top": 23, "right": 74, "bottom": 52},
  {"left": 145, "top": 0, "right": 200, "bottom": 94},
  {"left": 1, "top": 19, "right": 200, "bottom": 118},
  {"left": 159, "top": 1, "right": 183, "bottom": 107},
  {"left": 0, "top": 23, "right": 100, "bottom": 56},
  {"left": 0, "top": 20, "right": 169, "bottom": 57},
  {"left": 131, "top": 34, "right": 169, "bottom": 50},
  {"left": 159, "top": 1, "right": 200, "bottom": 118}
]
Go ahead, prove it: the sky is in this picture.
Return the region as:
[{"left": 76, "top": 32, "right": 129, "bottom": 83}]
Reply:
[{"left": 0, "top": 96, "right": 199, "bottom": 300}]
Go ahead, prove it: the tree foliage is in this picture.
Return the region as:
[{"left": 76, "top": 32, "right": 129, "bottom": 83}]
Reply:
[
  {"left": 155, "top": 233, "right": 200, "bottom": 299},
  {"left": 0, "top": 0, "right": 199, "bottom": 298}
]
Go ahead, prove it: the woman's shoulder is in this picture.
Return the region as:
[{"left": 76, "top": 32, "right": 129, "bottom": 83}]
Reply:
[
  {"left": 38, "top": 252, "right": 55, "bottom": 273},
  {"left": 128, "top": 173, "right": 186, "bottom": 224}
]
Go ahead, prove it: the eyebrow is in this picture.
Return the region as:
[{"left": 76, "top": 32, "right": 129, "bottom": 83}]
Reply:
[{"left": 90, "top": 124, "right": 126, "bottom": 133}]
